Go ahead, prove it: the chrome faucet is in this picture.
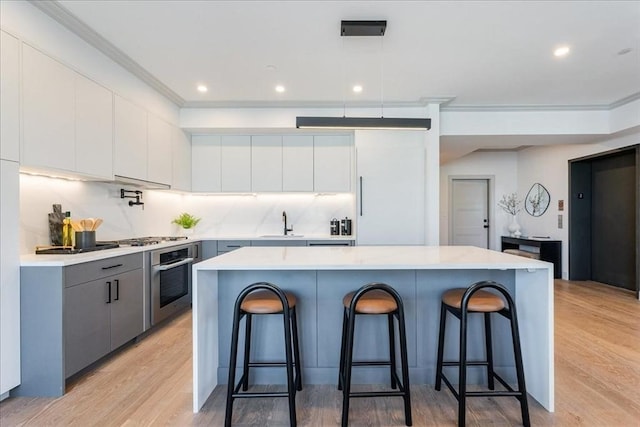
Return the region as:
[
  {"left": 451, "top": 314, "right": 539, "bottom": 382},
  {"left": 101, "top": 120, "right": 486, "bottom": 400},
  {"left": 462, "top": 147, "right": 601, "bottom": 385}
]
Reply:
[{"left": 282, "top": 211, "right": 293, "bottom": 235}]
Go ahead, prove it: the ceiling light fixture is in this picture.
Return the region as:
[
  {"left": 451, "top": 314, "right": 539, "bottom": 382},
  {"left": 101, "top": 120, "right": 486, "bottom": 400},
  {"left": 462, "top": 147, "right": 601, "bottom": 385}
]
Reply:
[
  {"left": 296, "top": 20, "right": 430, "bottom": 131},
  {"left": 197, "top": 84, "right": 208, "bottom": 93},
  {"left": 554, "top": 46, "right": 570, "bottom": 57},
  {"left": 352, "top": 85, "right": 363, "bottom": 93},
  {"left": 275, "top": 85, "right": 286, "bottom": 93}
]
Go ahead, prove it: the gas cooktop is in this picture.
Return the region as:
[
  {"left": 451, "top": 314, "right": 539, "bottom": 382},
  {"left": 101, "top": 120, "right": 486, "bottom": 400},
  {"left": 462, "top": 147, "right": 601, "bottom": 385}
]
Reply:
[
  {"left": 35, "top": 242, "right": 120, "bottom": 255},
  {"left": 116, "top": 236, "right": 189, "bottom": 247}
]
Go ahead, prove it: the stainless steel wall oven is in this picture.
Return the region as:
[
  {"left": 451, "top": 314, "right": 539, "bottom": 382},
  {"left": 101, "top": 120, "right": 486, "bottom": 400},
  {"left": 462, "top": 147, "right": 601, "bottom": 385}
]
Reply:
[{"left": 150, "top": 243, "right": 193, "bottom": 325}]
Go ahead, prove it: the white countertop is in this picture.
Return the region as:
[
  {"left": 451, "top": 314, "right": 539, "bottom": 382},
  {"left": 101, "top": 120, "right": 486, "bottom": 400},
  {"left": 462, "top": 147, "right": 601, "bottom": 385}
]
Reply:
[
  {"left": 20, "top": 235, "right": 353, "bottom": 267},
  {"left": 194, "top": 245, "right": 551, "bottom": 271},
  {"left": 20, "top": 240, "right": 193, "bottom": 267}
]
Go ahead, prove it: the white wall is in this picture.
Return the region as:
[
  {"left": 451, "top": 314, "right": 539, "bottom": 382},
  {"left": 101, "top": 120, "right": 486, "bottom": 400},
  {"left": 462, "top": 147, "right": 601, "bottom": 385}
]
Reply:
[
  {"left": 19, "top": 175, "right": 354, "bottom": 254},
  {"left": 439, "top": 151, "right": 518, "bottom": 250},
  {"left": 0, "top": 1, "right": 178, "bottom": 123},
  {"left": 516, "top": 129, "right": 640, "bottom": 279}
]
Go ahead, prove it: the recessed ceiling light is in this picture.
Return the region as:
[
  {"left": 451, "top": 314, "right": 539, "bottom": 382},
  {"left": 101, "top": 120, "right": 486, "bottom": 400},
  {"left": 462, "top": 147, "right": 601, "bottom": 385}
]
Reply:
[
  {"left": 554, "top": 46, "right": 570, "bottom": 57},
  {"left": 618, "top": 48, "right": 632, "bottom": 56},
  {"left": 352, "top": 85, "right": 363, "bottom": 93},
  {"left": 197, "top": 84, "right": 208, "bottom": 93},
  {"left": 275, "top": 85, "right": 285, "bottom": 93},
  {"left": 266, "top": 65, "right": 277, "bottom": 71}
]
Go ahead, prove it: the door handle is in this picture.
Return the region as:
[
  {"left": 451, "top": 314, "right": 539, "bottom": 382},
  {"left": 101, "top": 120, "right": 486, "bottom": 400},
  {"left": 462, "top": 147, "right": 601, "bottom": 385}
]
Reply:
[
  {"left": 359, "top": 176, "right": 363, "bottom": 216},
  {"left": 106, "top": 281, "right": 111, "bottom": 304},
  {"left": 483, "top": 218, "right": 489, "bottom": 228},
  {"left": 114, "top": 279, "right": 120, "bottom": 301}
]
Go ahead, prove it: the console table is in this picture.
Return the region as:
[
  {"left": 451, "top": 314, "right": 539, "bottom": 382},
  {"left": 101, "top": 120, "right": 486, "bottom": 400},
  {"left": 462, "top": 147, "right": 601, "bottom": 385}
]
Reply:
[{"left": 501, "top": 236, "right": 562, "bottom": 278}]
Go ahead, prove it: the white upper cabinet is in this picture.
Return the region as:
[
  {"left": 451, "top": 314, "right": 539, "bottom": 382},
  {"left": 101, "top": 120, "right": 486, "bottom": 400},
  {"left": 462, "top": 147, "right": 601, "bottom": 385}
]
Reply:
[
  {"left": 191, "top": 135, "right": 221, "bottom": 192},
  {"left": 251, "top": 135, "right": 282, "bottom": 192},
  {"left": 313, "top": 135, "right": 351, "bottom": 192},
  {"left": 0, "top": 31, "right": 20, "bottom": 162},
  {"left": 283, "top": 135, "right": 313, "bottom": 192},
  {"left": 147, "top": 114, "right": 172, "bottom": 185},
  {"left": 22, "top": 44, "right": 75, "bottom": 172},
  {"left": 221, "top": 135, "right": 251, "bottom": 192},
  {"left": 172, "top": 127, "right": 191, "bottom": 192},
  {"left": 75, "top": 75, "right": 113, "bottom": 179},
  {"left": 114, "top": 95, "right": 147, "bottom": 181}
]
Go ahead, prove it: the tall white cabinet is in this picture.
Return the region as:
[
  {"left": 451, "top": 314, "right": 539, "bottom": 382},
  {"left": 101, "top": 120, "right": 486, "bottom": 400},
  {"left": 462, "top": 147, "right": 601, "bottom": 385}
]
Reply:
[
  {"left": 0, "top": 30, "right": 21, "bottom": 396},
  {"left": 355, "top": 130, "right": 426, "bottom": 245}
]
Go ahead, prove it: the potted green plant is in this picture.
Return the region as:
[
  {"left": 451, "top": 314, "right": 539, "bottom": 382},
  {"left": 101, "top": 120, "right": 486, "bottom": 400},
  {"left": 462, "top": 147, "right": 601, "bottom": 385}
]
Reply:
[{"left": 172, "top": 212, "right": 201, "bottom": 235}]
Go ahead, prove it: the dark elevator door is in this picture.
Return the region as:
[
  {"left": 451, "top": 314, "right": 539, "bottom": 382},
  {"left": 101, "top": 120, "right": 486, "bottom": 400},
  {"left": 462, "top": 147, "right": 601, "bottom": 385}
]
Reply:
[{"left": 591, "top": 150, "right": 637, "bottom": 290}]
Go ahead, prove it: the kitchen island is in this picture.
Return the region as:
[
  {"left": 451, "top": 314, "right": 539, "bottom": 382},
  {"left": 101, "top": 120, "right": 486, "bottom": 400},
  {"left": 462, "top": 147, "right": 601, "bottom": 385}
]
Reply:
[{"left": 192, "top": 245, "right": 554, "bottom": 413}]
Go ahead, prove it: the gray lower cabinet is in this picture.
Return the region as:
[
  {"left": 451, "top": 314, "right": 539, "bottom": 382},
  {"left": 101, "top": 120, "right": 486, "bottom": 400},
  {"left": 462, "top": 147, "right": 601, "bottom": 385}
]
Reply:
[
  {"left": 17, "top": 253, "right": 143, "bottom": 397},
  {"left": 65, "top": 268, "right": 143, "bottom": 376}
]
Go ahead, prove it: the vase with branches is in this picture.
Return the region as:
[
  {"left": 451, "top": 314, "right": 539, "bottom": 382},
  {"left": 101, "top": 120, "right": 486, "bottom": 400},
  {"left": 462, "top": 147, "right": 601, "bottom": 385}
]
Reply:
[{"left": 498, "top": 193, "right": 522, "bottom": 236}]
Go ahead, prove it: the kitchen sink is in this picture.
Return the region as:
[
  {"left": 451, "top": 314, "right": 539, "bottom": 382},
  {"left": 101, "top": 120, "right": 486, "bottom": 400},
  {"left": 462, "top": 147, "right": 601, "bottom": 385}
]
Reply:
[{"left": 259, "top": 234, "right": 304, "bottom": 238}]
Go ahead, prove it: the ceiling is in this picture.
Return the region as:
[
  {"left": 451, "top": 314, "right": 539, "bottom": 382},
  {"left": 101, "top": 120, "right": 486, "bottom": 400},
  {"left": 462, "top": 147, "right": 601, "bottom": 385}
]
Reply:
[{"left": 40, "top": 1, "right": 640, "bottom": 160}]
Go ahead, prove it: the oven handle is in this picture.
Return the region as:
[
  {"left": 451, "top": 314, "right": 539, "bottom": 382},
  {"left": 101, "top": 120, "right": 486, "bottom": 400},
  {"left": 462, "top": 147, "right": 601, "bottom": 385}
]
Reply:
[{"left": 154, "top": 257, "right": 194, "bottom": 271}]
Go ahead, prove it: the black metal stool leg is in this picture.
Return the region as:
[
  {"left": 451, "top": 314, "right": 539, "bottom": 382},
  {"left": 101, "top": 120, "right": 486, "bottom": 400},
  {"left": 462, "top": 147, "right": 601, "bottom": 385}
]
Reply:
[
  {"left": 282, "top": 307, "right": 297, "bottom": 427},
  {"left": 242, "top": 313, "right": 252, "bottom": 391},
  {"left": 337, "top": 308, "right": 348, "bottom": 391},
  {"left": 225, "top": 310, "right": 243, "bottom": 427},
  {"left": 291, "top": 306, "right": 303, "bottom": 391},
  {"left": 396, "top": 311, "right": 413, "bottom": 426},
  {"left": 508, "top": 308, "right": 531, "bottom": 427},
  {"left": 341, "top": 309, "right": 356, "bottom": 427},
  {"left": 435, "top": 303, "right": 447, "bottom": 391},
  {"left": 484, "top": 312, "right": 495, "bottom": 390},
  {"left": 388, "top": 313, "right": 397, "bottom": 389},
  {"left": 458, "top": 309, "right": 468, "bottom": 427}
]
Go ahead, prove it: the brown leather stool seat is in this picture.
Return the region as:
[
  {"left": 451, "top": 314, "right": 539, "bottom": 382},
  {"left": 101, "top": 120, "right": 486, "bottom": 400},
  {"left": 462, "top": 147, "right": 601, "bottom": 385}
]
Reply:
[
  {"left": 241, "top": 290, "right": 297, "bottom": 314},
  {"left": 435, "top": 281, "right": 530, "bottom": 427},
  {"left": 225, "top": 283, "right": 301, "bottom": 427},
  {"left": 442, "top": 288, "right": 505, "bottom": 312},
  {"left": 338, "top": 283, "right": 412, "bottom": 426},
  {"left": 342, "top": 289, "right": 397, "bottom": 314}
]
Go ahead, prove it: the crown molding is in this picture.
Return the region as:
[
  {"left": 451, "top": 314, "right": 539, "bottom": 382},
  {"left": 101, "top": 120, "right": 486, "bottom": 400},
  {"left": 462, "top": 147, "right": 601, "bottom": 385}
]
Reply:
[
  {"left": 609, "top": 91, "right": 640, "bottom": 109},
  {"left": 29, "top": 0, "right": 185, "bottom": 106},
  {"left": 181, "top": 97, "right": 455, "bottom": 109},
  {"left": 441, "top": 92, "right": 640, "bottom": 113}
]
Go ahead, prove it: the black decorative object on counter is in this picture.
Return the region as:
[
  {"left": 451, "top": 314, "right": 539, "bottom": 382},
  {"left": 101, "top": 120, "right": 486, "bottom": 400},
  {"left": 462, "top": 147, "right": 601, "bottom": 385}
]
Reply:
[
  {"left": 330, "top": 218, "right": 340, "bottom": 235},
  {"left": 48, "top": 204, "right": 65, "bottom": 246},
  {"left": 341, "top": 217, "right": 352, "bottom": 236}
]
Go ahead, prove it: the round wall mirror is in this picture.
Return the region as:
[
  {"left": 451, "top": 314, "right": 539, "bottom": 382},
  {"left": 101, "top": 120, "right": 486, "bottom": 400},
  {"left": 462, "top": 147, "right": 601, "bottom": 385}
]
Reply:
[{"left": 525, "top": 183, "right": 550, "bottom": 217}]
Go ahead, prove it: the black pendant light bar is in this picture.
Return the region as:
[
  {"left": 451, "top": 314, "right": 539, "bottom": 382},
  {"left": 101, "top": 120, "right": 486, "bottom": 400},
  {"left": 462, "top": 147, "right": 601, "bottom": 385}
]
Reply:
[
  {"left": 341, "top": 20, "right": 387, "bottom": 36},
  {"left": 296, "top": 116, "right": 431, "bottom": 130}
]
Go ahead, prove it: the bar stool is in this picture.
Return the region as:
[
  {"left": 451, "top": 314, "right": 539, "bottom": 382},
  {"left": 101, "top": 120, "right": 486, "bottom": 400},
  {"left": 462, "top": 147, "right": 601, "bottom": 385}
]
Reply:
[
  {"left": 435, "top": 281, "right": 530, "bottom": 427},
  {"left": 224, "top": 282, "right": 302, "bottom": 427},
  {"left": 338, "top": 283, "right": 412, "bottom": 427}
]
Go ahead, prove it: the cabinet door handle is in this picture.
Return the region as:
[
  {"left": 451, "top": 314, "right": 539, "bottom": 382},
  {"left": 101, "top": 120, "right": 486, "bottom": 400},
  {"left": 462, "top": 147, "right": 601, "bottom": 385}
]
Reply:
[
  {"left": 106, "top": 281, "right": 111, "bottom": 304},
  {"left": 102, "top": 263, "right": 123, "bottom": 271},
  {"left": 194, "top": 244, "right": 199, "bottom": 259},
  {"left": 359, "top": 176, "right": 363, "bottom": 216},
  {"left": 114, "top": 279, "right": 120, "bottom": 301}
]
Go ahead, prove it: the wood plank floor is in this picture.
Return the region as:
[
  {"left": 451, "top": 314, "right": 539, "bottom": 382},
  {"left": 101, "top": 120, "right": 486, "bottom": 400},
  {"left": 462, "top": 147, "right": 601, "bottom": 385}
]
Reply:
[{"left": 1, "top": 280, "right": 638, "bottom": 426}]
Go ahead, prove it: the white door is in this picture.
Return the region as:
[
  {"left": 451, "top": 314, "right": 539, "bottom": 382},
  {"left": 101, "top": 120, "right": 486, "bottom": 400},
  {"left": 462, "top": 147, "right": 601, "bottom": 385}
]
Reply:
[{"left": 451, "top": 179, "right": 489, "bottom": 248}]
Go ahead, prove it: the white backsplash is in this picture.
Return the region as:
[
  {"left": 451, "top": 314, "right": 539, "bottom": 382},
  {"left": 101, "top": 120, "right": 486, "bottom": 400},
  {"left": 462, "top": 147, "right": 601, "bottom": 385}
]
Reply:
[{"left": 19, "top": 174, "right": 355, "bottom": 254}]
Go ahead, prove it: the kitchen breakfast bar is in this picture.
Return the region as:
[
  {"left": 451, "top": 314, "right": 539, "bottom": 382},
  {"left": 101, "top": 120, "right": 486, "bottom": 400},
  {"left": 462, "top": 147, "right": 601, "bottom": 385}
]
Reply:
[{"left": 192, "top": 245, "right": 554, "bottom": 413}]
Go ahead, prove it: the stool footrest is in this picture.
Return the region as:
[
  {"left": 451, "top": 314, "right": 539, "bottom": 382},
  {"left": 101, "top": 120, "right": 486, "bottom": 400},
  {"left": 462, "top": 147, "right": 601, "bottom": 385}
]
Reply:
[
  {"left": 442, "top": 360, "right": 489, "bottom": 367},
  {"left": 247, "top": 361, "right": 291, "bottom": 367},
  {"left": 232, "top": 391, "right": 291, "bottom": 398},
  {"left": 466, "top": 390, "right": 523, "bottom": 397},
  {"left": 352, "top": 360, "right": 392, "bottom": 366},
  {"left": 349, "top": 391, "right": 408, "bottom": 398}
]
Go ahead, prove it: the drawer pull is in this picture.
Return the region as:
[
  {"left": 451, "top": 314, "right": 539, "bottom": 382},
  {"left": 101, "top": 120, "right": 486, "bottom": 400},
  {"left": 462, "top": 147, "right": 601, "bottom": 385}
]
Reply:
[{"left": 101, "top": 263, "right": 123, "bottom": 270}]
